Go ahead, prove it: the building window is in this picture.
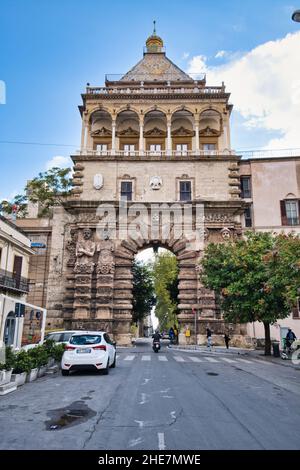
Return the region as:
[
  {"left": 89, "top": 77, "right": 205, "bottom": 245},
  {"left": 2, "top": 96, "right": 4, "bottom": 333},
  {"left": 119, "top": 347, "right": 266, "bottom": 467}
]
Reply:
[
  {"left": 120, "top": 181, "right": 132, "bottom": 201},
  {"left": 241, "top": 176, "right": 252, "bottom": 198},
  {"left": 179, "top": 181, "right": 191, "bottom": 201},
  {"left": 176, "top": 144, "right": 188, "bottom": 155},
  {"left": 244, "top": 207, "right": 252, "bottom": 227},
  {"left": 96, "top": 144, "right": 108, "bottom": 154},
  {"left": 123, "top": 144, "right": 135, "bottom": 156},
  {"left": 280, "top": 200, "right": 300, "bottom": 226},
  {"left": 203, "top": 143, "right": 216, "bottom": 151},
  {"left": 149, "top": 144, "right": 161, "bottom": 155}
]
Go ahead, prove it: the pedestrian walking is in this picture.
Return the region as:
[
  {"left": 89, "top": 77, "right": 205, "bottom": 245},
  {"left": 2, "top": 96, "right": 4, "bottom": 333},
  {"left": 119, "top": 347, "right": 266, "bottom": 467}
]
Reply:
[
  {"left": 185, "top": 326, "right": 191, "bottom": 345},
  {"left": 173, "top": 325, "right": 178, "bottom": 344},
  {"left": 206, "top": 327, "right": 212, "bottom": 351},
  {"left": 169, "top": 327, "right": 175, "bottom": 344},
  {"left": 224, "top": 333, "right": 230, "bottom": 350}
]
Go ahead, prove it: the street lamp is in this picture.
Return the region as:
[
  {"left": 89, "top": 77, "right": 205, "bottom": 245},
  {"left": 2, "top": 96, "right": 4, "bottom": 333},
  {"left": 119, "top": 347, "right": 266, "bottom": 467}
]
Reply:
[{"left": 292, "top": 10, "right": 300, "bottom": 22}]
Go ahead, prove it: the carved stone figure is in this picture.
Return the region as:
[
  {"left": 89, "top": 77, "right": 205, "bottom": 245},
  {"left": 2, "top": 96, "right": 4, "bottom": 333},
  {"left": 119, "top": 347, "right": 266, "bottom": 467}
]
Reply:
[
  {"left": 74, "top": 228, "right": 96, "bottom": 273},
  {"left": 221, "top": 227, "right": 231, "bottom": 240},
  {"left": 97, "top": 234, "right": 115, "bottom": 275}
]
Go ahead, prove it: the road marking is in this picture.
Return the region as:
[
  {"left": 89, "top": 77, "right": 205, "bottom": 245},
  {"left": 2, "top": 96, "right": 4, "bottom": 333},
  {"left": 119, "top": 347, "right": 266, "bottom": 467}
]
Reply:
[
  {"left": 116, "top": 355, "right": 120, "bottom": 359},
  {"left": 142, "top": 355, "right": 151, "bottom": 361},
  {"left": 251, "top": 359, "right": 275, "bottom": 366},
  {"left": 237, "top": 358, "right": 253, "bottom": 364},
  {"left": 220, "top": 357, "right": 237, "bottom": 363},
  {"left": 204, "top": 357, "right": 219, "bottom": 363},
  {"left": 188, "top": 356, "right": 203, "bottom": 362},
  {"left": 158, "top": 432, "right": 166, "bottom": 450},
  {"left": 158, "top": 355, "right": 168, "bottom": 361},
  {"left": 124, "top": 355, "right": 135, "bottom": 361},
  {"left": 174, "top": 356, "right": 185, "bottom": 362}
]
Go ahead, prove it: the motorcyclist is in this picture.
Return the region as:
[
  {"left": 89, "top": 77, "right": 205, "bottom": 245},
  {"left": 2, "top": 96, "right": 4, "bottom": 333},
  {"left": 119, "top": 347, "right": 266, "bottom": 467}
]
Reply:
[{"left": 152, "top": 330, "right": 162, "bottom": 343}]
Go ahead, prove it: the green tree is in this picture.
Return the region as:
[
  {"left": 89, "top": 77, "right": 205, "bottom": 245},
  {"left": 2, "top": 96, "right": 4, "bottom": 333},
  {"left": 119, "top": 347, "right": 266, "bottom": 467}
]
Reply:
[
  {"left": 132, "top": 260, "right": 155, "bottom": 324},
  {"left": 0, "top": 167, "right": 72, "bottom": 218},
  {"left": 26, "top": 166, "right": 72, "bottom": 216},
  {"left": 200, "top": 232, "right": 300, "bottom": 355},
  {"left": 0, "top": 194, "right": 28, "bottom": 218},
  {"left": 153, "top": 251, "right": 179, "bottom": 331}
]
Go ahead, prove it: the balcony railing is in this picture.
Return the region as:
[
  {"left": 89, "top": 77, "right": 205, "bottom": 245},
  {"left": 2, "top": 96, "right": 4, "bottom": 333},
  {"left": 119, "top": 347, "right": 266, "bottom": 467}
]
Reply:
[
  {"left": 0, "top": 269, "right": 29, "bottom": 293},
  {"left": 76, "top": 149, "right": 236, "bottom": 157},
  {"left": 85, "top": 85, "right": 225, "bottom": 96}
]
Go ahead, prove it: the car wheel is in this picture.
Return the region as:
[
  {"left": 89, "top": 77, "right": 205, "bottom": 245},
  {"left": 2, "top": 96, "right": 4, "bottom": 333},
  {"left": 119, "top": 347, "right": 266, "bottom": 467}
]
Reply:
[
  {"left": 61, "top": 370, "right": 69, "bottom": 376},
  {"left": 110, "top": 354, "right": 116, "bottom": 368},
  {"left": 102, "top": 360, "right": 110, "bottom": 375}
]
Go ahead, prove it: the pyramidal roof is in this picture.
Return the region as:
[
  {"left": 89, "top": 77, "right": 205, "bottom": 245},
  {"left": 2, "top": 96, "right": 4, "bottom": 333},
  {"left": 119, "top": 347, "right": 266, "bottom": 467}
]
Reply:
[{"left": 120, "top": 26, "right": 193, "bottom": 83}]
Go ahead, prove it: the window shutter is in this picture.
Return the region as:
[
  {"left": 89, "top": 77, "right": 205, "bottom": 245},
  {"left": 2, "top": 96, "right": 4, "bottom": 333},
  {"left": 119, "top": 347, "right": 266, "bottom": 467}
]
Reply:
[
  {"left": 280, "top": 201, "right": 287, "bottom": 226},
  {"left": 292, "top": 305, "right": 299, "bottom": 319}
]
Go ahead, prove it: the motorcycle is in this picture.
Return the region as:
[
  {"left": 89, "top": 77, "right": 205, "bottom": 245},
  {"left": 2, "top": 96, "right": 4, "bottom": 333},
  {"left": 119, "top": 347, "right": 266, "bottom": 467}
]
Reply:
[
  {"left": 152, "top": 341, "right": 161, "bottom": 353},
  {"left": 281, "top": 339, "right": 300, "bottom": 360}
]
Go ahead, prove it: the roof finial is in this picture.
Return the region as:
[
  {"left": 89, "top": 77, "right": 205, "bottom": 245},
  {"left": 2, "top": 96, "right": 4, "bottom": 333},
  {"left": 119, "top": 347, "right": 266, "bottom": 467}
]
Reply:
[{"left": 153, "top": 20, "right": 156, "bottom": 35}]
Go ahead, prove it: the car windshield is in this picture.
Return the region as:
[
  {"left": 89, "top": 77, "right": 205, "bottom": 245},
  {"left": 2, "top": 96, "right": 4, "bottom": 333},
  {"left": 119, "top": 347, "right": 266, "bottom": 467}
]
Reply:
[{"left": 70, "top": 335, "right": 102, "bottom": 345}]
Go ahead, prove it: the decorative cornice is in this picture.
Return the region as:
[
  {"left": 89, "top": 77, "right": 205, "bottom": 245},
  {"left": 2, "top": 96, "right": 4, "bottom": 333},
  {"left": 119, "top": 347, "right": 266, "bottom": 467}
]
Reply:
[
  {"left": 199, "top": 126, "right": 220, "bottom": 136},
  {"left": 172, "top": 126, "right": 195, "bottom": 137},
  {"left": 117, "top": 126, "right": 139, "bottom": 137},
  {"left": 91, "top": 126, "right": 112, "bottom": 137},
  {"left": 144, "top": 126, "right": 166, "bottom": 137}
]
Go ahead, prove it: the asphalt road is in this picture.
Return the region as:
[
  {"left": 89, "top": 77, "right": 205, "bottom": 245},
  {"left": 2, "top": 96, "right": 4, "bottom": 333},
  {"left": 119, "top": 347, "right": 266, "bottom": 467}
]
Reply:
[{"left": 0, "top": 338, "right": 300, "bottom": 450}]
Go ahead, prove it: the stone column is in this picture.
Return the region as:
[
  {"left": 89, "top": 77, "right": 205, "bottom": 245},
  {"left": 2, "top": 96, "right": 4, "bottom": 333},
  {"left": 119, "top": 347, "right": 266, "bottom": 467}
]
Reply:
[
  {"left": 167, "top": 119, "right": 172, "bottom": 156},
  {"left": 194, "top": 117, "right": 200, "bottom": 154},
  {"left": 112, "top": 120, "right": 116, "bottom": 154},
  {"left": 139, "top": 117, "right": 144, "bottom": 155}
]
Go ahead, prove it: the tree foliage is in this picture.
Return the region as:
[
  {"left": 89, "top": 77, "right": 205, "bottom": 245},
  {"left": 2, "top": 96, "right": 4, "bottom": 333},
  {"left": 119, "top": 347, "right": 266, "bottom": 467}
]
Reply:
[
  {"left": 200, "top": 232, "right": 300, "bottom": 355},
  {"left": 0, "top": 167, "right": 72, "bottom": 219},
  {"left": 132, "top": 260, "right": 155, "bottom": 324},
  {"left": 26, "top": 167, "right": 72, "bottom": 215},
  {"left": 152, "top": 251, "right": 179, "bottom": 331}
]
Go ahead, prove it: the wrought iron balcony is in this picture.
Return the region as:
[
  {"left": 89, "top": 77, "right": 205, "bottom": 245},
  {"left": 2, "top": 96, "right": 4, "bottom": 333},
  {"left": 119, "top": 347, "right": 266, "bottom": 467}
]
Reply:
[{"left": 0, "top": 269, "right": 29, "bottom": 294}]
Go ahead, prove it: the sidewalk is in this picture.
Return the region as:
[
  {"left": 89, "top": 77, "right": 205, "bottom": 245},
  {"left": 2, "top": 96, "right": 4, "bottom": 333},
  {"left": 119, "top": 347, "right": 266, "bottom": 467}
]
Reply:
[{"left": 168, "top": 344, "right": 300, "bottom": 369}]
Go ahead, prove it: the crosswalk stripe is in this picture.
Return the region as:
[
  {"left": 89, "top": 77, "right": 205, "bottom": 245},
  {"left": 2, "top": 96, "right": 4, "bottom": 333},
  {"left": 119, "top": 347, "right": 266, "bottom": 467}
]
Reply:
[
  {"left": 124, "top": 355, "right": 135, "bottom": 361},
  {"left": 174, "top": 356, "right": 185, "bottom": 362},
  {"left": 158, "top": 355, "right": 168, "bottom": 361},
  {"left": 220, "top": 357, "right": 237, "bottom": 363},
  {"left": 204, "top": 357, "right": 219, "bottom": 363},
  {"left": 142, "top": 355, "right": 151, "bottom": 361},
  {"left": 188, "top": 356, "right": 203, "bottom": 363},
  {"left": 237, "top": 358, "right": 253, "bottom": 364}
]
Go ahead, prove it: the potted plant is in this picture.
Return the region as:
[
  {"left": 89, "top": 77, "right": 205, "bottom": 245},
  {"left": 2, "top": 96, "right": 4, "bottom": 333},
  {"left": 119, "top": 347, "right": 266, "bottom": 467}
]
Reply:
[
  {"left": 44, "top": 339, "right": 56, "bottom": 367},
  {"left": 11, "top": 351, "right": 32, "bottom": 386},
  {"left": 0, "top": 347, "right": 15, "bottom": 385},
  {"left": 34, "top": 346, "right": 49, "bottom": 377}
]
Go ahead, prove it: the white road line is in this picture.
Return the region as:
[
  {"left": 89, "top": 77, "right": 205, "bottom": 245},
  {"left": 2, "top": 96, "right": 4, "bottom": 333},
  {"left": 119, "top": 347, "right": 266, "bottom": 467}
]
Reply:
[
  {"left": 237, "top": 358, "right": 253, "bottom": 364},
  {"left": 174, "top": 356, "right": 185, "bottom": 362},
  {"left": 158, "top": 432, "right": 166, "bottom": 450},
  {"left": 116, "top": 355, "right": 120, "bottom": 359},
  {"left": 124, "top": 355, "right": 135, "bottom": 361},
  {"left": 220, "top": 357, "right": 237, "bottom": 363},
  {"left": 204, "top": 357, "right": 219, "bottom": 363},
  {"left": 188, "top": 356, "right": 203, "bottom": 362},
  {"left": 158, "top": 355, "right": 168, "bottom": 361},
  {"left": 142, "top": 355, "right": 151, "bottom": 361},
  {"left": 251, "top": 359, "right": 275, "bottom": 366}
]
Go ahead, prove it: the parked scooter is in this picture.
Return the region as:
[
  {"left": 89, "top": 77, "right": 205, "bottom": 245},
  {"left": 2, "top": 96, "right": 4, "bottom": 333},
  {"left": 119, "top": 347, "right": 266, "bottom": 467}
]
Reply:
[
  {"left": 281, "top": 339, "right": 300, "bottom": 360},
  {"left": 153, "top": 341, "right": 161, "bottom": 353}
]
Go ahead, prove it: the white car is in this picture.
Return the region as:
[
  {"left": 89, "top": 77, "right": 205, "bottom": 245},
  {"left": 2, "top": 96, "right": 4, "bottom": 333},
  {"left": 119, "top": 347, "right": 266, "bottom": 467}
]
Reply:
[{"left": 61, "top": 331, "right": 116, "bottom": 376}]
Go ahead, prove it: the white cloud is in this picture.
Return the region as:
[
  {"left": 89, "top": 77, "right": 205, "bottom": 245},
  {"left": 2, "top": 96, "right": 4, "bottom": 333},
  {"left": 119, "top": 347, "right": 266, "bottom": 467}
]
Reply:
[
  {"left": 215, "top": 50, "right": 228, "bottom": 59},
  {"left": 46, "top": 155, "right": 72, "bottom": 170},
  {"left": 187, "top": 31, "right": 300, "bottom": 149},
  {"left": 182, "top": 52, "right": 190, "bottom": 60}
]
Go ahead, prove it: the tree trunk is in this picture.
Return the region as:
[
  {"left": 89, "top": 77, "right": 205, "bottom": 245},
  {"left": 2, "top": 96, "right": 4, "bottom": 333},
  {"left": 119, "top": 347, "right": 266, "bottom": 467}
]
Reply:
[{"left": 263, "top": 321, "right": 271, "bottom": 356}]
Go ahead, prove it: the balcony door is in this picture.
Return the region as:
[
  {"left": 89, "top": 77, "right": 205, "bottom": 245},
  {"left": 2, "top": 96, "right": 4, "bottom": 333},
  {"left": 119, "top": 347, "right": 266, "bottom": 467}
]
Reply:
[{"left": 13, "top": 256, "right": 23, "bottom": 289}]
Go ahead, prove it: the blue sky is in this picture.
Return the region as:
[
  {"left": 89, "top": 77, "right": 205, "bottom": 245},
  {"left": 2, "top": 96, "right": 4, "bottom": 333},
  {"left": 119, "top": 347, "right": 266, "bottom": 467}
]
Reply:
[{"left": 0, "top": 0, "right": 299, "bottom": 200}]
